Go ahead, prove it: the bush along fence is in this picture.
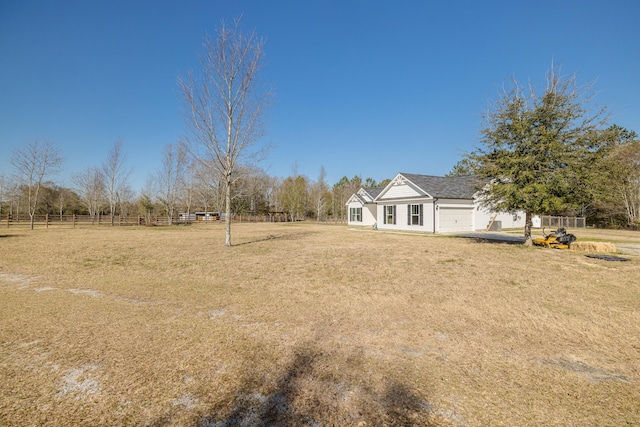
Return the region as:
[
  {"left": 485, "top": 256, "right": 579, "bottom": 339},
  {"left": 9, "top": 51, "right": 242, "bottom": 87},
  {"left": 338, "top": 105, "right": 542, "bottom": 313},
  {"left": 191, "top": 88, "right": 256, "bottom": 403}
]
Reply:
[{"left": 3, "top": 213, "right": 347, "bottom": 228}]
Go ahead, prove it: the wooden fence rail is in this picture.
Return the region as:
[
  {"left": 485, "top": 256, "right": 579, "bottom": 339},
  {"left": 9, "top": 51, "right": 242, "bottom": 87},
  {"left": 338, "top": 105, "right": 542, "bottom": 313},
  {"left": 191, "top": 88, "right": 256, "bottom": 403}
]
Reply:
[
  {"left": 4, "top": 214, "right": 149, "bottom": 228},
  {"left": 540, "top": 215, "right": 586, "bottom": 228},
  {"left": 4, "top": 214, "right": 346, "bottom": 228}
]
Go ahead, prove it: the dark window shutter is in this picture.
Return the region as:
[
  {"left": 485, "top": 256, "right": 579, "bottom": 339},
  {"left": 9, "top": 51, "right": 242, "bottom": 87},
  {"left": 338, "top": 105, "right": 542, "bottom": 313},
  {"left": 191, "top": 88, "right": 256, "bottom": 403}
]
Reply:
[
  {"left": 383, "top": 206, "right": 387, "bottom": 224},
  {"left": 393, "top": 205, "right": 397, "bottom": 225},
  {"left": 407, "top": 204, "right": 411, "bottom": 225},
  {"left": 419, "top": 204, "right": 423, "bottom": 226}
]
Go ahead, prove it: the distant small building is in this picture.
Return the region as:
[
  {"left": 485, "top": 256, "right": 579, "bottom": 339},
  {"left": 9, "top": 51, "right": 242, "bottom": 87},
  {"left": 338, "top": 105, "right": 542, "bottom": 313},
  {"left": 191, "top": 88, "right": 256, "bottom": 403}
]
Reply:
[
  {"left": 196, "top": 212, "right": 219, "bottom": 221},
  {"left": 178, "top": 212, "right": 220, "bottom": 221},
  {"left": 178, "top": 213, "right": 195, "bottom": 222}
]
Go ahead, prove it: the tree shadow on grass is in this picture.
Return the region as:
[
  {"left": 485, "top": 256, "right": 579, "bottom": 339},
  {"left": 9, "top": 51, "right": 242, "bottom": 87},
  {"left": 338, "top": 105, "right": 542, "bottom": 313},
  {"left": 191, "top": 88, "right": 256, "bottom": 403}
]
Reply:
[
  {"left": 232, "top": 231, "right": 315, "bottom": 247},
  {"left": 458, "top": 233, "right": 525, "bottom": 246},
  {"left": 197, "top": 342, "right": 442, "bottom": 427}
]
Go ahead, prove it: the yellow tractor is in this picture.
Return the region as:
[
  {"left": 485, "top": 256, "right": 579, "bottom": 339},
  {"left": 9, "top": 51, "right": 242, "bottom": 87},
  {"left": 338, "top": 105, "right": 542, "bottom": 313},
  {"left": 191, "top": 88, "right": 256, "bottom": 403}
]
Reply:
[{"left": 532, "top": 227, "right": 577, "bottom": 249}]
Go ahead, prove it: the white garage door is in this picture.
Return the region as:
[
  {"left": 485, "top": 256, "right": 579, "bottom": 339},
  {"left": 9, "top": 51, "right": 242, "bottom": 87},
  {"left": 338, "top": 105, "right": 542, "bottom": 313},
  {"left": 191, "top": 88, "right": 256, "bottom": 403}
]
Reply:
[{"left": 439, "top": 207, "right": 473, "bottom": 232}]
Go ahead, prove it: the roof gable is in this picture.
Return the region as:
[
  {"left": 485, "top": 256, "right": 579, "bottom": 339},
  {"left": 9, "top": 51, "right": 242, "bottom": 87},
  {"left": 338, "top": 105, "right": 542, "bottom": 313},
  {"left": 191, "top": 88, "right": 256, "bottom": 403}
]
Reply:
[
  {"left": 376, "top": 173, "right": 430, "bottom": 201},
  {"left": 360, "top": 187, "right": 383, "bottom": 201},
  {"left": 346, "top": 192, "right": 365, "bottom": 205},
  {"left": 346, "top": 187, "right": 383, "bottom": 206}
]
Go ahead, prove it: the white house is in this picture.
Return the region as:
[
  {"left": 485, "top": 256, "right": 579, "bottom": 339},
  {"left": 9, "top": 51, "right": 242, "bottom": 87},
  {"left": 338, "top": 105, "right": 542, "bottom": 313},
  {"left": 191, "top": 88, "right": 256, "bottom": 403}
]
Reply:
[
  {"left": 346, "top": 172, "right": 525, "bottom": 233},
  {"left": 345, "top": 187, "right": 383, "bottom": 226}
]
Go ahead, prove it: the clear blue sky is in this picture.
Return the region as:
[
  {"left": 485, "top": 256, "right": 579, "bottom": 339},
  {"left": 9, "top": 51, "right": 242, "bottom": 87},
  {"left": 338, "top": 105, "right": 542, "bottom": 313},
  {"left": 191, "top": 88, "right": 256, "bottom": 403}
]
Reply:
[{"left": 1, "top": 0, "right": 639, "bottom": 191}]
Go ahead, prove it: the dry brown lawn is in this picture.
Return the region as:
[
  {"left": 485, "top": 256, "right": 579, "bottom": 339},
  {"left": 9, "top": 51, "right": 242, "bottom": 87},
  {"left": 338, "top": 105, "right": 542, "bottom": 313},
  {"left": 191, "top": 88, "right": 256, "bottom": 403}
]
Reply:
[{"left": 1, "top": 223, "right": 639, "bottom": 426}]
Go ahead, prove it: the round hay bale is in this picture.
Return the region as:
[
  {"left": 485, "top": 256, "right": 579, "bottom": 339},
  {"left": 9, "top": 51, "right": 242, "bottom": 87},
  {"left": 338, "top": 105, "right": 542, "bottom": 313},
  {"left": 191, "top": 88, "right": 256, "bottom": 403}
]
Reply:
[{"left": 569, "top": 241, "right": 617, "bottom": 253}]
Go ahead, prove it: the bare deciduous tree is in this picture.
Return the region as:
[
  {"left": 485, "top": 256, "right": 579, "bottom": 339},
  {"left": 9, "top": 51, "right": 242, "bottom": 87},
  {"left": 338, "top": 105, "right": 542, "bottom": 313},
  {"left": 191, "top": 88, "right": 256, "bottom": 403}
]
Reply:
[
  {"left": 102, "top": 139, "right": 131, "bottom": 225},
  {"left": 73, "top": 167, "right": 106, "bottom": 220},
  {"left": 180, "top": 163, "right": 196, "bottom": 219},
  {"left": 310, "top": 166, "right": 329, "bottom": 222},
  {"left": 0, "top": 174, "right": 5, "bottom": 217},
  {"left": 156, "top": 143, "right": 188, "bottom": 224},
  {"left": 193, "top": 160, "right": 222, "bottom": 213},
  {"left": 179, "top": 18, "right": 272, "bottom": 246},
  {"left": 10, "top": 139, "right": 63, "bottom": 229},
  {"left": 137, "top": 190, "right": 155, "bottom": 224},
  {"left": 598, "top": 126, "right": 640, "bottom": 227},
  {"left": 266, "top": 176, "right": 283, "bottom": 215},
  {"left": 117, "top": 184, "right": 136, "bottom": 218},
  {"left": 5, "top": 179, "right": 23, "bottom": 219}
]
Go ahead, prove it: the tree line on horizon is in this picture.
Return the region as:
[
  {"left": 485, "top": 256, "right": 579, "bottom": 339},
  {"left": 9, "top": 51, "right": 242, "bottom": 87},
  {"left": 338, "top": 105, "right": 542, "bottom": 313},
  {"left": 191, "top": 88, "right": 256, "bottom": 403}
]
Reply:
[
  {"left": 2, "top": 117, "right": 637, "bottom": 232},
  {"left": 3, "top": 19, "right": 639, "bottom": 241},
  {"left": 0, "top": 145, "right": 390, "bottom": 227}
]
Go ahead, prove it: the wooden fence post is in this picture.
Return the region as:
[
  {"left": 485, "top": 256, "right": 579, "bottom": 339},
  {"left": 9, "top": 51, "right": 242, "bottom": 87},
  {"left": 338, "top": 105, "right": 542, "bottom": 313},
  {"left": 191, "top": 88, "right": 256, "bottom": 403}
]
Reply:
[
  {"left": 6, "top": 213, "right": 9, "bottom": 228},
  {"left": 73, "top": 214, "right": 76, "bottom": 228},
  {"left": 46, "top": 213, "right": 49, "bottom": 228}
]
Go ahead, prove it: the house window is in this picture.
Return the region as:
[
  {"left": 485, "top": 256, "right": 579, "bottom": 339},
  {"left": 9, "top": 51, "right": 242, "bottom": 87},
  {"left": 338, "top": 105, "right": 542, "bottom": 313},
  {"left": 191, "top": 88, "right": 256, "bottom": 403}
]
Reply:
[
  {"left": 408, "top": 204, "right": 423, "bottom": 226},
  {"left": 384, "top": 205, "right": 396, "bottom": 224},
  {"left": 350, "top": 207, "right": 362, "bottom": 222}
]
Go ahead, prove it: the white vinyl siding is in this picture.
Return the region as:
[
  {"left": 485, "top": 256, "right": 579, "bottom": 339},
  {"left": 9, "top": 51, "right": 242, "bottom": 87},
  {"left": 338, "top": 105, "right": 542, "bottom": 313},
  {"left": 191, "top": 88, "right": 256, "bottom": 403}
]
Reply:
[
  {"left": 347, "top": 200, "right": 377, "bottom": 226},
  {"left": 473, "top": 203, "right": 526, "bottom": 230},
  {"left": 378, "top": 179, "right": 425, "bottom": 200}
]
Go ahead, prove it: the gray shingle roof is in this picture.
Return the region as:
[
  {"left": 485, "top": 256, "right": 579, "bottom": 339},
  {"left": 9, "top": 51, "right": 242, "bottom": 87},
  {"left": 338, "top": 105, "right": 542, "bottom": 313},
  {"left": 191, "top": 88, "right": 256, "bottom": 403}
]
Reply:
[
  {"left": 362, "top": 187, "right": 383, "bottom": 199},
  {"left": 399, "top": 173, "right": 481, "bottom": 199}
]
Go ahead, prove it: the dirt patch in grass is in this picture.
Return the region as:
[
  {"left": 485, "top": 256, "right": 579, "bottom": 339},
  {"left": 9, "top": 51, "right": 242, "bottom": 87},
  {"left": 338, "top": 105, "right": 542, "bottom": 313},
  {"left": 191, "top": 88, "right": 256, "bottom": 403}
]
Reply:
[
  {"left": 1, "top": 223, "right": 639, "bottom": 426},
  {"left": 538, "top": 356, "right": 630, "bottom": 384}
]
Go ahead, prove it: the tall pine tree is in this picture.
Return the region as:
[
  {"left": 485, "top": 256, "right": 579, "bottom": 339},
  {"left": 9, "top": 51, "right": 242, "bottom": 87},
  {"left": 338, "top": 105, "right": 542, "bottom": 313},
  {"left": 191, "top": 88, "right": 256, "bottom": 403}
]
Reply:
[{"left": 467, "top": 67, "right": 608, "bottom": 245}]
